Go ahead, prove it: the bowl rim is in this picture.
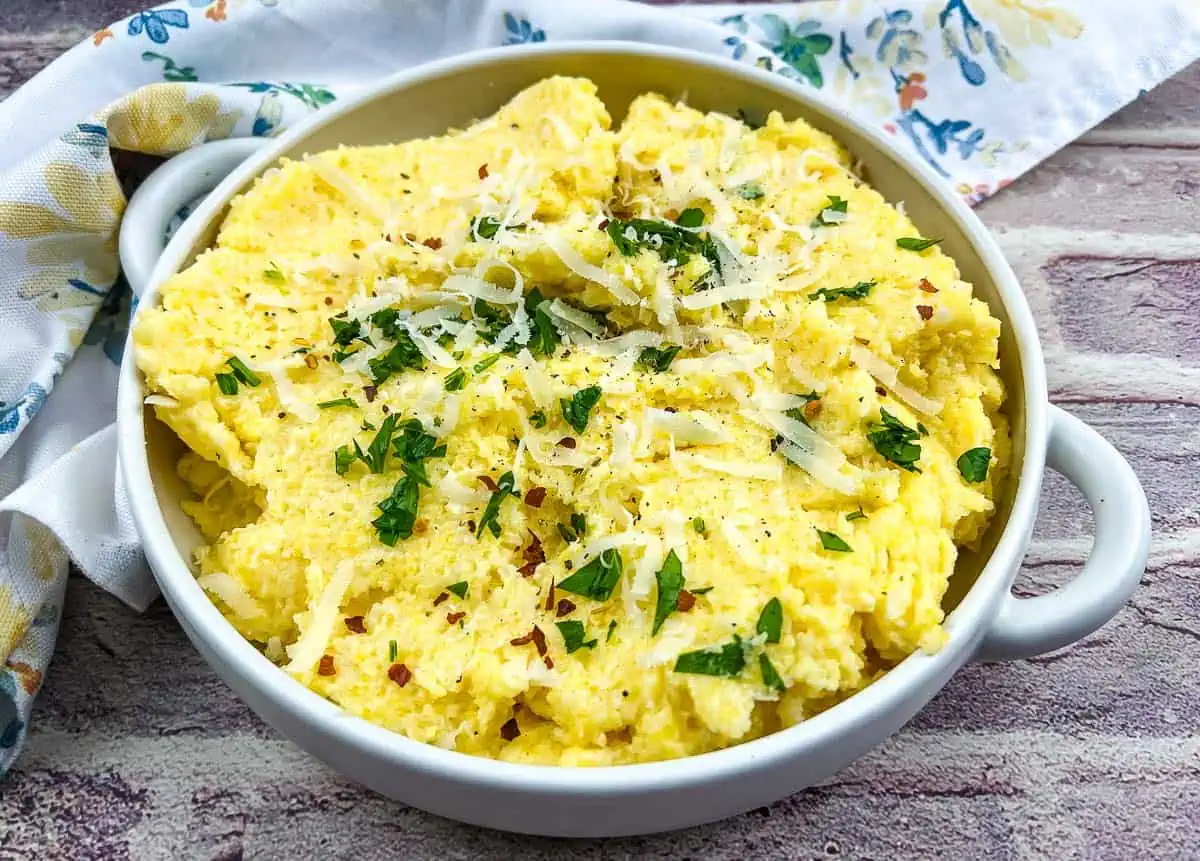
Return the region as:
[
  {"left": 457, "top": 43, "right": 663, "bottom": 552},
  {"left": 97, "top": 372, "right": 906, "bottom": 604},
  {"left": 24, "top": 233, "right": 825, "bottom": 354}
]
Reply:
[{"left": 118, "top": 40, "right": 1049, "bottom": 793}]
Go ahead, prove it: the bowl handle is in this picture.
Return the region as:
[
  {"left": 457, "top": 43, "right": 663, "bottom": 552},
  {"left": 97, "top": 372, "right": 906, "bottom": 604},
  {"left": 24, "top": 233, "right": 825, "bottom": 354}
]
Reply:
[
  {"left": 119, "top": 138, "right": 267, "bottom": 298},
  {"left": 975, "top": 405, "right": 1150, "bottom": 662}
]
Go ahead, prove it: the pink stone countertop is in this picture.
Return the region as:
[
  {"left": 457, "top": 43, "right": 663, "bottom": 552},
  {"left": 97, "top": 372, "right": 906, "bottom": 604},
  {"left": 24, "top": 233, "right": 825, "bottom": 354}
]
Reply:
[{"left": 1, "top": 3, "right": 1198, "bottom": 859}]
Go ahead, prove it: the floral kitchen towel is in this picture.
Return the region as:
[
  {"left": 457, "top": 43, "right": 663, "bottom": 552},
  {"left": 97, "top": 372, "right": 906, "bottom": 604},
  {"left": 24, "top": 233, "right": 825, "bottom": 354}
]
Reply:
[{"left": 0, "top": 0, "right": 1196, "bottom": 775}]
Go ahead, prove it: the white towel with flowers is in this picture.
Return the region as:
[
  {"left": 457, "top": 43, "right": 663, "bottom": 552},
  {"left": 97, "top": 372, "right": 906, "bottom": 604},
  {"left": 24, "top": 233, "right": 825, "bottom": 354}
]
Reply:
[{"left": 0, "top": 0, "right": 1196, "bottom": 773}]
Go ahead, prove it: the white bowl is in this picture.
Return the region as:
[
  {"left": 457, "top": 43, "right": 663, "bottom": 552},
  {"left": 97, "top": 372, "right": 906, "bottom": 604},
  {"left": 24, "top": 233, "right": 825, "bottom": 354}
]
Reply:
[{"left": 116, "top": 43, "right": 1150, "bottom": 837}]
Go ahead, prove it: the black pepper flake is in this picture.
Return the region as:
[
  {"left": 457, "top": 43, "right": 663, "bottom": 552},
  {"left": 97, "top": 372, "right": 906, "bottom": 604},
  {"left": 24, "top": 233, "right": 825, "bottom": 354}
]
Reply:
[
  {"left": 557, "top": 437, "right": 577, "bottom": 449},
  {"left": 467, "top": 519, "right": 477, "bottom": 533},
  {"left": 381, "top": 404, "right": 390, "bottom": 414},
  {"left": 875, "top": 385, "right": 887, "bottom": 397},
  {"left": 500, "top": 717, "right": 520, "bottom": 741}
]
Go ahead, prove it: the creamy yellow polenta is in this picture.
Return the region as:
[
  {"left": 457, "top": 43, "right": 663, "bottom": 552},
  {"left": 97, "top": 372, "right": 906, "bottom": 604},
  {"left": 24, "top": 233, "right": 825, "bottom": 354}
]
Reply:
[{"left": 134, "top": 77, "right": 1009, "bottom": 765}]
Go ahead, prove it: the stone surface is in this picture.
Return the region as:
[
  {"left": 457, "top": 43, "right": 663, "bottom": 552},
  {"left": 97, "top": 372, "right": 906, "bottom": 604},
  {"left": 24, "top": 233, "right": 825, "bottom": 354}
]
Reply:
[{"left": 1, "top": 3, "right": 1198, "bottom": 859}]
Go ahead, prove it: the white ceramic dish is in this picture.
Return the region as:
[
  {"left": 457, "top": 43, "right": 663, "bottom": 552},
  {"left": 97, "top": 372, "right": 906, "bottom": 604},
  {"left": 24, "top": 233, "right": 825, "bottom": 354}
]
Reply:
[{"left": 116, "top": 43, "right": 1150, "bottom": 837}]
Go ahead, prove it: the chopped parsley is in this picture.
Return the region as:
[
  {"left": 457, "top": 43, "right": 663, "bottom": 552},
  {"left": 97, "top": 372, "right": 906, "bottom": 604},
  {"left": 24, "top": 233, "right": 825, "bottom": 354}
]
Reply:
[
  {"left": 651, "top": 549, "right": 685, "bottom": 636},
  {"left": 318, "top": 397, "right": 357, "bottom": 409},
  {"left": 571, "top": 513, "right": 587, "bottom": 537},
  {"left": 367, "top": 419, "right": 447, "bottom": 545},
  {"left": 957, "top": 447, "right": 992, "bottom": 483},
  {"left": 225, "top": 357, "right": 260, "bottom": 388},
  {"left": 809, "top": 280, "right": 875, "bottom": 303},
  {"left": 471, "top": 300, "right": 515, "bottom": 348},
  {"left": 756, "top": 598, "right": 783, "bottom": 644},
  {"left": 606, "top": 620, "right": 617, "bottom": 642},
  {"left": 446, "top": 581, "right": 469, "bottom": 599},
  {"left": 691, "top": 516, "right": 706, "bottom": 534},
  {"left": 529, "top": 410, "right": 547, "bottom": 429},
  {"left": 896, "top": 236, "right": 941, "bottom": 252},
  {"left": 784, "top": 391, "right": 821, "bottom": 427},
  {"left": 215, "top": 373, "right": 239, "bottom": 396},
  {"left": 368, "top": 308, "right": 401, "bottom": 339},
  {"left": 555, "top": 620, "right": 598, "bottom": 654},
  {"left": 736, "top": 182, "right": 765, "bottom": 200},
  {"left": 816, "top": 529, "right": 852, "bottom": 552},
  {"left": 373, "top": 476, "right": 419, "bottom": 546},
  {"left": 560, "top": 385, "right": 602, "bottom": 434},
  {"left": 471, "top": 215, "right": 504, "bottom": 240},
  {"left": 525, "top": 289, "right": 560, "bottom": 357},
  {"left": 334, "top": 444, "right": 357, "bottom": 476},
  {"left": 867, "top": 407, "right": 923, "bottom": 473},
  {"left": 759, "top": 653, "right": 786, "bottom": 694},
  {"left": 263, "top": 262, "right": 285, "bottom": 282},
  {"left": 606, "top": 213, "right": 722, "bottom": 276},
  {"left": 328, "top": 316, "right": 365, "bottom": 347},
  {"left": 475, "top": 471, "right": 517, "bottom": 539},
  {"left": 690, "top": 586, "right": 714, "bottom": 596},
  {"left": 392, "top": 419, "right": 446, "bottom": 487},
  {"left": 444, "top": 367, "right": 467, "bottom": 392},
  {"left": 368, "top": 332, "right": 424, "bottom": 385},
  {"left": 473, "top": 354, "right": 501, "bottom": 374},
  {"left": 557, "top": 523, "right": 577, "bottom": 544},
  {"left": 636, "top": 345, "right": 682, "bottom": 373},
  {"left": 360, "top": 414, "right": 398, "bottom": 474},
  {"left": 673, "top": 637, "right": 745, "bottom": 678},
  {"left": 388, "top": 639, "right": 398, "bottom": 662},
  {"left": 846, "top": 509, "right": 867, "bottom": 522},
  {"left": 557, "top": 548, "right": 622, "bottom": 602},
  {"left": 811, "top": 195, "right": 848, "bottom": 228}
]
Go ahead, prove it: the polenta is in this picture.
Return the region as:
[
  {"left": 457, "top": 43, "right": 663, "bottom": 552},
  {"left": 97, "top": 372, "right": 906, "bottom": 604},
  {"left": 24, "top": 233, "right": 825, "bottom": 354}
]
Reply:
[{"left": 134, "top": 77, "right": 1009, "bottom": 765}]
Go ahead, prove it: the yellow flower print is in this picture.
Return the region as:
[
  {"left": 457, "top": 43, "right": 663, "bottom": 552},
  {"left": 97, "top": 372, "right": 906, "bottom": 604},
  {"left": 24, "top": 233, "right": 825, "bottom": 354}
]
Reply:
[
  {"left": 984, "top": 0, "right": 1083, "bottom": 47},
  {"left": 0, "top": 587, "right": 30, "bottom": 661},
  {"left": 105, "top": 83, "right": 242, "bottom": 154},
  {"left": 21, "top": 520, "right": 65, "bottom": 583},
  {"left": 0, "top": 161, "right": 124, "bottom": 313}
]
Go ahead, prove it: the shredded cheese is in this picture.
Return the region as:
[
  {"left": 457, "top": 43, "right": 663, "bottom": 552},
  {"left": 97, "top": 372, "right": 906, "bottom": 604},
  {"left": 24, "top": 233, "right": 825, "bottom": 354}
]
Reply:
[
  {"left": 285, "top": 561, "right": 356, "bottom": 676},
  {"left": 543, "top": 234, "right": 641, "bottom": 305},
  {"left": 849, "top": 344, "right": 943, "bottom": 416}
]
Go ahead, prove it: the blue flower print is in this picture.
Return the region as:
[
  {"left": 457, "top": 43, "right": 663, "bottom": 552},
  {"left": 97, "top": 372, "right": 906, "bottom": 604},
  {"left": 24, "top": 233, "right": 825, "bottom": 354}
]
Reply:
[
  {"left": 252, "top": 92, "right": 284, "bottom": 137},
  {"left": 61, "top": 123, "right": 109, "bottom": 159},
  {"left": 937, "top": 0, "right": 1022, "bottom": 85},
  {"left": 0, "top": 672, "right": 22, "bottom": 753},
  {"left": 866, "top": 10, "right": 927, "bottom": 74},
  {"left": 127, "top": 8, "right": 190, "bottom": 45},
  {"left": 503, "top": 13, "right": 545, "bottom": 45},
  {"left": 750, "top": 15, "right": 834, "bottom": 89},
  {"left": 0, "top": 383, "right": 47, "bottom": 435},
  {"left": 83, "top": 281, "right": 132, "bottom": 366}
]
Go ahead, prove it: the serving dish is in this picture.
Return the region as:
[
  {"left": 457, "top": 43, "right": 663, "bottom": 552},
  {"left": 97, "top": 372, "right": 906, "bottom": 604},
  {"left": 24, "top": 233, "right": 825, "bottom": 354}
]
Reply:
[{"left": 116, "top": 42, "right": 1150, "bottom": 837}]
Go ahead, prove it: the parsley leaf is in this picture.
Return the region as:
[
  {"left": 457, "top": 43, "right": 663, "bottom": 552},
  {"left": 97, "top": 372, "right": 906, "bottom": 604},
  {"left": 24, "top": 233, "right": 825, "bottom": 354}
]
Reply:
[
  {"left": 473, "top": 354, "right": 501, "bottom": 374},
  {"left": 896, "top": 236, "right": 941, "bottom": 252},
  {"left": 606, "top": 216, "right": 722, "bottom": 277},
  {"left": 570, "top": 513, "right": 587, "bottom": 537},
  {"left": 957, "top": 447, "right": 992, "bottom": 483},
  {"left": 447, "top": 581, "right": 469, "bottom": 599},
  {"left": 361, "top": 414, "right": 398, "bottom": 474},
  {"left": 525, "top": 289, "right": 560, "bottom": 357},
  {"left": 373, "top": 476, "right": 420, "bottom": 546},
  {"left": 476, "top": 471, "right": 516, "bottom": 539},
  {"left": 809, "top": 280, "right": 875, "bottom": 303},
  {"left": 334, "top": 444, "right": 357, "bottom": 476},
  {"left": 215, "top": 373, "right": 238, "bottom": 396},
  {"left": 692, "top": 516, "right": 706, "bottom": 534},
  {"left": 606, "top": 620, "right": 617, "bottom": 642},
  {"left": 368, "top": 332, "right": 424, "bottom": 385},
  {"left": 636, "top": 345, "right": 682, "bottom": 373},
  {"left": 674, "top": 637, "right": 745, "bottom": 678},
  {"left": 318, "top": 397, "right": 357, "bottom": 409},
  {"left": 388, "top": 639, "right": 398, "bottom": 662},
  {"left": 226, "top": 357, "right": 260, "bottom": 387},
  {"left": 557, "top": 523, "right": 578, "bottom": 544},
  {"left": 816, "top": 529, "right": 852, "bottom": 552},
  {"left": 558, "top": 548, "right": 622, "bottom": 602},
  {"left": 263, "top": 262, "right": 285, "bottom": 282},
  {"left": 867, "top": 408, "right": 923, "bottom": 473},
  {"left": 690, "top": 586, "right": 713, "bottom": 596},
  {"left": 529, "top": 410, "right": 547, "bottom": 429},
  {"left": 444, "top": 367, "right": 467, "bottom": 392},
  {"left": 846, "top": 510, "right": 867, "bottom": 522},
  {"left": 471, "top": 215, "right": 503, "bottom": 240},
  {"left": 555, "top": 620, "right": 598, "bottom": 654},
  {"left": 651, "top": 549, "right": 685, "bottom": 636},
  {"left": 736, "top": 182, "right": 765, "bottom": 200},
  {"left": 811, "top": 195, "right": 848, "bottom": 228},
  {"left": 759, "top": 653, "right": 786, "bottom": 694},
  {"left": 756, "top": 598, "right": 783, "bottom": 644},
  {"left": 328, "top": 316, "right": 364, "bottom": 347},
  {"left": 368, "top": 308, "right": 401, "bottom": 339},
  {"left": 560, "top": 385, "right": 602, "bottom": 434},
  {"left": 676, "top": 207, "right": 704, "bottom": 228}
]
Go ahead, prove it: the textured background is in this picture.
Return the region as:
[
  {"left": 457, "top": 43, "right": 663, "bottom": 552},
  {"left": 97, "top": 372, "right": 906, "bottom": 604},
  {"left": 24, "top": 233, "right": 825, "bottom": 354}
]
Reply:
[{"left": 1, "top": 2, "right": 1199, "bottom": 859}]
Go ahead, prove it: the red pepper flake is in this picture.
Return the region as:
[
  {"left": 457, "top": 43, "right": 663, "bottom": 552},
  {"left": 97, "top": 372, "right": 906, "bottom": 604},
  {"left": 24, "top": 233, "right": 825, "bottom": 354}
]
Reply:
[
  {"left": 524, "top": 486, "right": 547, "bottom": 508},
  {"left": 543, "top": 579, "right": 556, "bottom": 612},
  {"left": 413, "top": 518, "right": 429, "bottom": 536},
  {"left": 422, "top": 237, "right": 443, "bottom": 250},
  {"left": 344, "top": 616, "right": 366, "bottom": 634},
  {"left": 478, "top": 163, "right": 489, "bottom": 180},
  {"left": 518, "top": 531, "right": 546, "bottom": 577},
  {"left": 676, "top": 590, "right": 697, "bottom": 612},
  {"left": 466, "top": 519, "right": 477, "bottom": 533},
  {"left": 555, "top": 598, "right": 576, "bottom": 618},
  {"left": 510, "top": 631, "right": 534, "bottom": 646},
  {"left": 918, "top": 278, "right": 939, "bottom": 294},
  {"left": 362, "top": 385, "right": 378, "bottom": 403},
  {"left": 433, "top": 591, "right": 450, "bottom": 607},
  {"left": 531, "top": 625, "right": 548, "bottom": 657},
  {"left": 557, "top": 437, "right": 577, "bottom": 449},
  {"left": 542, "top": 655, "right": 554, "bottom": 670},
  {"left": 446, "top": 611, "right": 466, "bottom": 625},
  {"left": 500, "top": 717, "right": 521, "bottom": 741},
  {"left": 875, "top": 385, "right": 887, "bottom": 397},
  {"left": 916, "top": 305, "right": 934, "bottom": 321},
  {"left": 802, "top": 400, "right": 823, "bottom": 422},
  {"left": 665, "top": 208, "right": 679, "bottom": 221},
  {"left": 598, "top": 218, "right": 610, "bottom": 230},
  {"left": 388, "top": 663, "right": 412, "bottom": 687},
  {"left": 318, "top": 655, "right": 336, "bottom": 676},
  {"left": 478, "top": 474, "right": 499, "bottom": 492},
  {"left": 384, "top": 233, "right": 394, "bottom": 243},
  {"left": 303, "top": 354, "right": 318, "bottom": 370}
]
